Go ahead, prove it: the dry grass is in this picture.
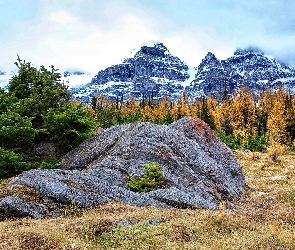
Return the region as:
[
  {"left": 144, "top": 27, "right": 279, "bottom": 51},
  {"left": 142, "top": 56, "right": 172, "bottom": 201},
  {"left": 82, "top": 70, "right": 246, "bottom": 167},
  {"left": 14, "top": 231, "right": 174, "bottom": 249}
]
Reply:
[{"left": 1, "top": 151, "right": 295, "bottom": 249}]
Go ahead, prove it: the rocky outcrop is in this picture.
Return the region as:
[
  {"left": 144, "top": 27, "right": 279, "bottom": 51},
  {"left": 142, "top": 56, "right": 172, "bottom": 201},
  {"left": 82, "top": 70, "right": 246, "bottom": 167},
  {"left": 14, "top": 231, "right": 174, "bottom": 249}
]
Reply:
[
  {"left": 0, "top": 117, "right": 245, "bottom": 219},
  {"left": 0, "top": 196, "right": 60, "bottom": 219}
]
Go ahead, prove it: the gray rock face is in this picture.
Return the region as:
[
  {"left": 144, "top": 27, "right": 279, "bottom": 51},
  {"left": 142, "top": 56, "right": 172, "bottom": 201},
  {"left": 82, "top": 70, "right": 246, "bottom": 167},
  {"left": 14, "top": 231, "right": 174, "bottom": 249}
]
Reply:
[
  {"left": 34, "top": 142, "right": 61, "bottom": 159},
  {"left": 0, "top": 117, "right": 245, "bottom": 218},
  {"left": 0, "top": 196, "right": 60, "bottom": 219}
]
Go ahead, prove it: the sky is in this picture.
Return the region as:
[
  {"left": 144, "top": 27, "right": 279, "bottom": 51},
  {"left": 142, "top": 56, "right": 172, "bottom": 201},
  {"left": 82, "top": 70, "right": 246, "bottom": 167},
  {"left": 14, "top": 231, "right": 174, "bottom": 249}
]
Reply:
[{"left": 1, "top": 0, "right": 295, "bottom": 74}]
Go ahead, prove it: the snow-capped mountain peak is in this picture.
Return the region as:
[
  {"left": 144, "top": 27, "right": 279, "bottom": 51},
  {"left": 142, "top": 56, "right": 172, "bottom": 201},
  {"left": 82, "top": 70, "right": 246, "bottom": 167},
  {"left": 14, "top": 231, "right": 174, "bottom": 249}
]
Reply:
[
  {"left": 72, "top": 41, "right": 197, "bottom": 103},
  {"left": 72, "top": 42, "right": 295, "bottom": 103},
  {"left": 122, "top": 41, "right": 171, "bottom": 63},
  {"left": 204, "top": 52, "right": 218, "bottom": 61},
  {"left": 187, "top": 47, "right": 295, "bottom": 99}
]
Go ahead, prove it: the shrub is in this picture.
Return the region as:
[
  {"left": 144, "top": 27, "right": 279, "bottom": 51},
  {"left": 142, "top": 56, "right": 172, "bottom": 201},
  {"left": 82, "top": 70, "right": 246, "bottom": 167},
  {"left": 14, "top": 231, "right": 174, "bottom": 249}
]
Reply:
[
  {"left": 290, "top": 140, "right": 295, "bottom": 151},
  {"left": 43, "top": 102, "right": 96, "bottom": 153},
  {"left": 127, "top": 162, "right": 165, "bottom": 192},
  {"left": 0, "top": 57, "right": 97, "bottom": 178},
  {"left": 243, "top": 135, "right": 268, "bottom": 152},
  {"left": 268, "top": 144, "right": 287, "bottom": 162},
  {"left": 217, "top": 131, "right": 269, "bottom": 152},
  {"left": 0, "top": 110, "right": 40, "bottom": 150},
  {"left": 216, "top": 131, "right": 242, "bottom": 150},
  {"left": 39, "top": 156, "right": 60, "bottom": 169},
  {"left": 0, "top": 147, "right": 31, "bottom": 178}
]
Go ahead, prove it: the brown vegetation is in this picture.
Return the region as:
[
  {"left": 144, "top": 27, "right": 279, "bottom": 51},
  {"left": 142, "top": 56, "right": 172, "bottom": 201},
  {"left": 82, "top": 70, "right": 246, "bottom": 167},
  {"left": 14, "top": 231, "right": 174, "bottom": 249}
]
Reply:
[{"left": 1, "top": 150, "right": 294, "bottom": 249}]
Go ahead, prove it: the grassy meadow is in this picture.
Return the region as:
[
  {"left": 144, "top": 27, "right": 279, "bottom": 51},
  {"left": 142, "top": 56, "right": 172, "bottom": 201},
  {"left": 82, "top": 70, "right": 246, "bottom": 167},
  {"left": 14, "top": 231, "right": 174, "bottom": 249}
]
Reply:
[{"left": 0, "top": 150, "right": 295, "bottom": 249}]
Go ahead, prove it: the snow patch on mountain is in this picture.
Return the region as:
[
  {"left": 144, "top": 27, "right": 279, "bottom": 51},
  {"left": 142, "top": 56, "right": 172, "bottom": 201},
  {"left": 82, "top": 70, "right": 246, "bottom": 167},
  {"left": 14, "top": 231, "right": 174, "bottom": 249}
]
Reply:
[
  {"left": 273, "top": 77, "right": 295, "bottom": 84},
  {"left": 60, "top": 74, "right": 95, "bottom": 88},
  {"left": 182, "top": 66, "right": 196, "bottom": 87},
  {"left": 0, "top": 75, "right": 10, "bottom": 89}
]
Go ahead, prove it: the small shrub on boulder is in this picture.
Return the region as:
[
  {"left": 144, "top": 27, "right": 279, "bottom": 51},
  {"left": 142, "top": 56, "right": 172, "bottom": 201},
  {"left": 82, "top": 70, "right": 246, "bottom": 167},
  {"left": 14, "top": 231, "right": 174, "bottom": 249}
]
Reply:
[{"left": 127, "top": 162, "right": 165, "bottom": 192}]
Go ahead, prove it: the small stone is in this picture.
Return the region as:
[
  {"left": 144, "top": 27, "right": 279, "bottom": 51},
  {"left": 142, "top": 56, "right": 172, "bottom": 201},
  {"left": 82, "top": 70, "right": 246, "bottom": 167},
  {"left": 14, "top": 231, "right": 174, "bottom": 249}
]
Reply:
[
  {"left": 265, "top": 197, "right": 275, "bottom": 203},
  {"left": 253, "top": 203, "right": 268, "bottom": 209},
  {"left": 112, "top": 220, "right": 131, "bottom": 226},
  {"left": 148, "top": 219, "right": 165, "bottom": 225}
]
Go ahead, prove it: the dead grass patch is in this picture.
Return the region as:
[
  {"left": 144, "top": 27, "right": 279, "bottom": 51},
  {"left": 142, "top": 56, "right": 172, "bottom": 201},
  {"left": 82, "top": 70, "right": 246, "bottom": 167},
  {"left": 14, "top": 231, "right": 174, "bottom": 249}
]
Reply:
[{"left": 0, "top": 151, "right": 295, "bottom": 249}]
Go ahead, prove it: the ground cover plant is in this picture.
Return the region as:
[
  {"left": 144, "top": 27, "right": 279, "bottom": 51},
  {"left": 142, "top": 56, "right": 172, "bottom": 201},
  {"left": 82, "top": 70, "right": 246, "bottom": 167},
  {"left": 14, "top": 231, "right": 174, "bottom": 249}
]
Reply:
[
  {"left": 0, "top": 150, "right": 294, "bottom": 249},
  {"left": 127, "top": 162, "right": 165, "bottom": 192}
]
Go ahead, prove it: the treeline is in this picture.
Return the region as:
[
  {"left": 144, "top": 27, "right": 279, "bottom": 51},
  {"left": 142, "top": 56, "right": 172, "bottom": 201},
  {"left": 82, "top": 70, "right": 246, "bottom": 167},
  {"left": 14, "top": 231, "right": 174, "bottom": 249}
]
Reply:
[{"left": 88, "top": 86, "right": 295, "bottom": 152}]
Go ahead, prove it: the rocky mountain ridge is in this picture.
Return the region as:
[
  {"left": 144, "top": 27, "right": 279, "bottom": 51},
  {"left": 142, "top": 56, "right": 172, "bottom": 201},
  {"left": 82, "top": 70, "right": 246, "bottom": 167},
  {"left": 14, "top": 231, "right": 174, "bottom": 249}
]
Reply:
[
  {"left": 72, "top": 42, "right": 196, "bottom": 103},
  {"left": 188, "top": 48, "right": 295, "bottom": 99},
  {"left": 72, "top": 42, "right": 295, "bottom": 103}
]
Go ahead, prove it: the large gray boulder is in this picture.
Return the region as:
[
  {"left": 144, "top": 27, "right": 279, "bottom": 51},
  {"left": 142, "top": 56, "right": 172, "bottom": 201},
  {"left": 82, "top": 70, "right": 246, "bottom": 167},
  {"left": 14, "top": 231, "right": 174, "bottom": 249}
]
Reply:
[{"left": 0, "top": 117, "right": 245, "bottom": 218}]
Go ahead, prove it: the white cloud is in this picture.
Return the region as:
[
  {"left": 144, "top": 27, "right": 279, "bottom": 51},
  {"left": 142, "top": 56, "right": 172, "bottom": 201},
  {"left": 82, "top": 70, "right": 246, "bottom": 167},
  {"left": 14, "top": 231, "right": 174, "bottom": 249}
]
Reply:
[
  {"left": 0, "top": 1, "right": 151, "bottom": 71},
  {"left": 1, "top": 0, "right": 295, "bottom": 75},
  {"left": 37, "top": 4, "right": 162, "bottom": 72},
  {"left": 48, "top": 10, "right": 80, "bottom": 25}
]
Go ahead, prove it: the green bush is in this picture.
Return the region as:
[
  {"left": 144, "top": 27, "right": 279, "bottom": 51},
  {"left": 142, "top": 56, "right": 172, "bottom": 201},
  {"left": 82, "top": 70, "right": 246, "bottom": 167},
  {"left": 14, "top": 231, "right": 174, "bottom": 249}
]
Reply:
[
  {"left": 123, "top": 109, "right": 143, "bottom": 124},
  {"left": 0, "top": 111, "right": 40, "bottom": 149},
  {"left": 216, "top": 131, "right": 242, "bottom": 150},
  {"left": 242, "top": 135, "right": 268, "bottom": 152},
  {"left": 43, "top": 102, "right": 96, "bottom": 153},
  {"left": 216, "top": 131, "right": 269, "bottom": 152},
  {"left": 39, "top": 156, "right": 60, "bottom": 169},
  {"left": 0, "top": 147, "right": 31, "bottom": 178},
  {"left": 127, "top": 162, "right": 165, "bottom": 192},
  {"left": 0, "top": 57, "right": 96, "bottom": 177}
]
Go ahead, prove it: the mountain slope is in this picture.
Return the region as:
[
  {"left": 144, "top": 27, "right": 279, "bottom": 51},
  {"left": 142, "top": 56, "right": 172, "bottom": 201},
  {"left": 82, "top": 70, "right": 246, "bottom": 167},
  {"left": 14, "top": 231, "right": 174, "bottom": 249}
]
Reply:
[
  {"left": 188, "top": 48, "right": 295, "bottom": 99},
  {"left": 72, "top": 41, "right": 196, "bottom": 103},
  {"left": 72, "top": 44, "right": 295, "bottom": 103}
]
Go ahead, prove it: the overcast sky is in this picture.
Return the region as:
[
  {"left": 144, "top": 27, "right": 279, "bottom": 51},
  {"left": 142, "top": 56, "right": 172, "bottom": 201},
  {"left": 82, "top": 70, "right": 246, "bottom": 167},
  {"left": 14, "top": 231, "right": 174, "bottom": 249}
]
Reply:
[{"left": 1, "top": 0, "right": 295, "bottom": 73}]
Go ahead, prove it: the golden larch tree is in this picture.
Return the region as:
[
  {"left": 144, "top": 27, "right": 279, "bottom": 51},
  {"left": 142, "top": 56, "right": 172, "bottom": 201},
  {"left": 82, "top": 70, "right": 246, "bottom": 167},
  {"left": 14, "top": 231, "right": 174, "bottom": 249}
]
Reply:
[{"left": 267, "top": 100, "right": 290, "bottom": 146}]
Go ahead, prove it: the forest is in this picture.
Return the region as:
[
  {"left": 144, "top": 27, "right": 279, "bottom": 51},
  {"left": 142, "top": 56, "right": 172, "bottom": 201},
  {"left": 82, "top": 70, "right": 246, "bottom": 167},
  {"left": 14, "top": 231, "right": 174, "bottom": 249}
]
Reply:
[
  {"left": 90, "top": 85, "right": 295, "bottom": 153},
  {"left": 1, "top": 57, "right": 295, "bottom": 179}
]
